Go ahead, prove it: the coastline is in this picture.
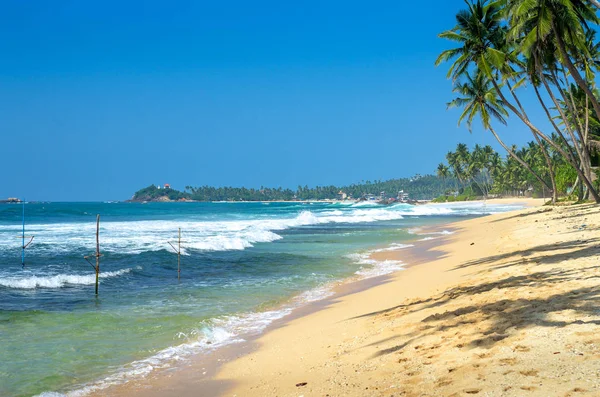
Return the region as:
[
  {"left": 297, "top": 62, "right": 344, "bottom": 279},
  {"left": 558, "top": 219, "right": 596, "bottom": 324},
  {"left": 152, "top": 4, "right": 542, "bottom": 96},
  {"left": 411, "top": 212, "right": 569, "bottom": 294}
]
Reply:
[
  {"left": 201, "top": 199, "right": 599, "bottom": 397},
  {"left": 82, "top": 198, "right": 556, "bottom": 397}
]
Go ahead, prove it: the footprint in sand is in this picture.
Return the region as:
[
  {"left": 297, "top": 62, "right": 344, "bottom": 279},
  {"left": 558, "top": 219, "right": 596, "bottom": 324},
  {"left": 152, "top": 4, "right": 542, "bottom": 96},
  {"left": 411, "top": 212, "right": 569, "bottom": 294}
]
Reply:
[
  {"left": 519, "top": 369, "right": 538, "bottom": 377},
  {"left": 499, "top": 357, "right": 518, "bottom": 366},
  {"left": 514, "top": 345, "right": 531, "bottom": 352},
  {"left": 436, "top": 378, "right": 452, "bottom": 387},
  {"left": 520, "top": 386, "right": 537, "bottom": 392}
]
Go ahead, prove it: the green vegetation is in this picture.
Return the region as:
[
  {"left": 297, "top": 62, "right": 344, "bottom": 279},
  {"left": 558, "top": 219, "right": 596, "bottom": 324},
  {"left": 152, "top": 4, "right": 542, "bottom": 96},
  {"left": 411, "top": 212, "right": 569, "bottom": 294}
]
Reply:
[
  {"left": 131, "top": 185, "right": 191, "bottom": 202},
  {"left": 434, "top": 141, "right": 575, "bottom": 202},
  {"left": 131, "top": 175, "right": 453, "bottom": 202},
  {"left": 436, "top": 0, "right": 600, "bottom": 204}
]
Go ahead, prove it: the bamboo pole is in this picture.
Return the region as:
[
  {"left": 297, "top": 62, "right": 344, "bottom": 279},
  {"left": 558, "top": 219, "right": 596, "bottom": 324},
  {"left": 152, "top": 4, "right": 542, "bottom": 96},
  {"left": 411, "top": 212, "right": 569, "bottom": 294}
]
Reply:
[
  {"left": 168, "top": 228, "right": 183, "bottom": 280},
  {"left": 16, "top": 199, "right": 34, "bottom": 268},
  {"left": 84, "top": 214, "right": 101, "bottom": 295},
  {"left": 95, "top": 215, "right": 100, "bottom": 295}
]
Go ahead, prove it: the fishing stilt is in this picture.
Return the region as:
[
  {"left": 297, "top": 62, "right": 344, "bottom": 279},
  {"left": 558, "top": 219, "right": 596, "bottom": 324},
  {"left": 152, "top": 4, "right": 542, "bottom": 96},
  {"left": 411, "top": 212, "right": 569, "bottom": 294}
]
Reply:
[
  {"left": 84, "top": 215, "right": 102, "bottom": 295},
  {"left": 168, "top": 228, "right": 184, "bottom": 280},
  {"left": 15, "top": 199, "right": 34, "bottom": 268}
]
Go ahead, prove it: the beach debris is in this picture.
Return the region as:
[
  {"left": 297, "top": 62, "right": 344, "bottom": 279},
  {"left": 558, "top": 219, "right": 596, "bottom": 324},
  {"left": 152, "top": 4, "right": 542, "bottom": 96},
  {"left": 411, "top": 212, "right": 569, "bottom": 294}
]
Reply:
[
  {"left": 83, "top": 214, "right": 103, "bottom": 295},
  {"left": 295, "top": 382, "right": 308, "bottom": 387},
  {"left": 470, "top": 242, "right": 475, "bottom": 246}
]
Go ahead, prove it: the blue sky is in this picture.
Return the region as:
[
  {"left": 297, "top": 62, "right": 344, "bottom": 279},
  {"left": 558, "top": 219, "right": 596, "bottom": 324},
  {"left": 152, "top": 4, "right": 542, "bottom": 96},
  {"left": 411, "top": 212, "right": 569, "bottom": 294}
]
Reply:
[{"left": 0, "top": 0, "right": 543, "bottom": 201}]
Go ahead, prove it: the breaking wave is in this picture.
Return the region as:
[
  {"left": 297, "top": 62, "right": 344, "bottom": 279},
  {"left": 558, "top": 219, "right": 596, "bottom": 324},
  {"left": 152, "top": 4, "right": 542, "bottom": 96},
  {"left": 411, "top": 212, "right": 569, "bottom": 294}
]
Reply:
[
  {"left": 1, "top": 201, "right": 523, "bottom": 256},
  {"left": 0, "top": 269, "right": 132, "bottom": 289}
]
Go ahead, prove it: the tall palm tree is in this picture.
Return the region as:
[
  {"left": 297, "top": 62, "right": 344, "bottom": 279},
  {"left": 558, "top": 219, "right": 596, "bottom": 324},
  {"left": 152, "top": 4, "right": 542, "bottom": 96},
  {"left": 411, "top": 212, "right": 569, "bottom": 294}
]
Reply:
[
  {"left": 446, "top": 151, "right": 465, "bottom": 186},
  {"left": 505, "top": 0, "right": 600, "bottom": 122},
  {"left": 437, "top": 0, "right": 600, "bottom": 202},
  {"left": 437, "top": 163, "right": 451, "bottom": 193},
  {"left": 447, "top": 71, "right": 553, "bottom": 196}
]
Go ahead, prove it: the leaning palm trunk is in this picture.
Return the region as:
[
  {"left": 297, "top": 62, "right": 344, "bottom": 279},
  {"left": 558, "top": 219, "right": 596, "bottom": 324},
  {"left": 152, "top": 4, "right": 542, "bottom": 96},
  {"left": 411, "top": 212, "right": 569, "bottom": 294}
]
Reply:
[
  {"left": 509, "top": 80, "right": 558, "bottom": 203},
  {"left": 553, "top": 23, "right": 600, "bottom": 125},
  {"left": 532, "top": 132, "right": 558, "bottom": 203},
  {"left": 533, "top": 80, "right": 587, "bottom": 198},
  {"left": 490, "top": 78, "right": 600, "bottom": 203},
  {"left": 555, "top": 70, "right": 594, "bottom": 197},
  {"left": 539, "top": 72, "right": 585, "bottom": 164},
  {"left": 488, "top": 126, "right": 550, "bottom": 196}
]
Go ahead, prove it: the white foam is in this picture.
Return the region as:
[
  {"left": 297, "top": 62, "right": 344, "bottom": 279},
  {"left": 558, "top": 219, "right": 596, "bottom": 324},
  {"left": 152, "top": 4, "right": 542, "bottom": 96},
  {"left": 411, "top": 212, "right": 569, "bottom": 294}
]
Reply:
[
  {"left": 43, "top": 277, "right": 336, "bottom": 397},
  {"left": 0, "top": 269, "right": 132, "bottom": 289},
  {"left": 1, "top": 201, "right": 524, "bottom": 257},
  {"left": 347, "top": 252, "right": 404, "bottom": 278},
  {"left": 408, "top": 228, "right": 454, "bottom": 236},
  {"left": 370, "top": 243, "right": 414, "bottom": 253}
]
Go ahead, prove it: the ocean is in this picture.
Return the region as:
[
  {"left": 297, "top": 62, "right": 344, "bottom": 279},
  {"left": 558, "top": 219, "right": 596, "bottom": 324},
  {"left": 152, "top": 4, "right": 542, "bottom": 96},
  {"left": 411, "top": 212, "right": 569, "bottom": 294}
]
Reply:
[{"left": 0, "top": 201, "right": 523, "bottom": 396}]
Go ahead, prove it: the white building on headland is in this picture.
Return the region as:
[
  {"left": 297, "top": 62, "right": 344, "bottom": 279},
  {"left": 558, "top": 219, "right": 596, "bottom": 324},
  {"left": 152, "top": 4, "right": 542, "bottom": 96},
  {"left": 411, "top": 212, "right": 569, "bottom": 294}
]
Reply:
[{"left": 397, "top": 190, "right": 409, "bottom": 202}]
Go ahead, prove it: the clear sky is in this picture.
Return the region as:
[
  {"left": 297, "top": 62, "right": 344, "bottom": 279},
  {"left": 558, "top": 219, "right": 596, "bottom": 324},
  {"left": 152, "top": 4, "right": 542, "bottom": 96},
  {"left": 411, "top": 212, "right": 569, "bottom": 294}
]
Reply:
[{"left": 0, "top": 0, "right": 542, "bottom": 201}]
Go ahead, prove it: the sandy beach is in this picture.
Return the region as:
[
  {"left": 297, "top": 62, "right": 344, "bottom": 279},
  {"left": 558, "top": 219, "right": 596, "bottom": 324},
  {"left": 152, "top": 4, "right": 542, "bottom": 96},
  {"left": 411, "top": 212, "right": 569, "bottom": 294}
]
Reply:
[{"left": 87, "top": 197, "right": 600, "bottom": 396}]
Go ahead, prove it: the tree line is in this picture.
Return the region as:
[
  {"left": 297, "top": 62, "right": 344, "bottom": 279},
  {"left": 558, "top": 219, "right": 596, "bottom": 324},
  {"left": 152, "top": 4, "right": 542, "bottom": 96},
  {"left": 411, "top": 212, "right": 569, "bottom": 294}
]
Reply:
[
  {"left": 131, "top": 175, "right": 451, "bottom": 202},
  {"left": 436, "top": 0, "right": 600, "bottom": 203},
  {"left": 436, "top": 141, "right": 582, "bottom": 201}
]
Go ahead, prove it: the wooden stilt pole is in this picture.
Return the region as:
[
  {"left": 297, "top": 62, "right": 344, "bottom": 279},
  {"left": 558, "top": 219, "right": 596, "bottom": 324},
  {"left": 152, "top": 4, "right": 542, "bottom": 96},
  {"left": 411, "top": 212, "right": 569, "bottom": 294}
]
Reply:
[
  {"left": 95, "top": 215, "right": 100, "bottom": 295},
  {"left": 16, "top": 199, "right": 34, "bottom": 268},
  {"left": 168, "top": 228, "right": 184, "bottom": 280},
  {"left": 84, "top": 214, "right": 102, "bottom": 295}
]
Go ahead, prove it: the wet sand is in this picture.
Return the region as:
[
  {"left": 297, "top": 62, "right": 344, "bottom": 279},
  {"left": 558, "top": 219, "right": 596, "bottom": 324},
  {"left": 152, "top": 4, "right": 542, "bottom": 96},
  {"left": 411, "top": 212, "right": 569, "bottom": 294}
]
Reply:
[{"left": 91, "top": 198, "right": 600, "bottom": 397}]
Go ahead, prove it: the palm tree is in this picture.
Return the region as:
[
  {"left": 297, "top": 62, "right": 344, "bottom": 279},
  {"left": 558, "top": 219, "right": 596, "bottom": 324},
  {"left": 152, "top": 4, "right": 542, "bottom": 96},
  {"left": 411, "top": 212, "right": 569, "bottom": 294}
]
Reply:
[
  {"left": 437, "top": 0, "right": 600, "bottom": 202},
  {"left": 447, "top": 71, "right": 552, "bottom": 197},
  {"left": 446, "top": 151, "right": 465, "bottom": 187},
  {"left": 437, "top": 163, "right": 451, "bottom": 194},
  {"left": 505, "top": 0, "right": 600, "bottom": 121}
]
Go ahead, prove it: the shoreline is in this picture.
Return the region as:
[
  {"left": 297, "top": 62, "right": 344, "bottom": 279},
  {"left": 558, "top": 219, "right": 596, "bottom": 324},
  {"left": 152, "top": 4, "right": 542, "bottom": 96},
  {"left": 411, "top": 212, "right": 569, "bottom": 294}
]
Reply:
[
  {"left": 202, "top": 200, "right": 600, "bottom": 396},
  {"left": 87, "top": 229, "right": 457, "bottom": 397},
  {"left": 82, "top": 197, "right": 544, "bottom": 397}
]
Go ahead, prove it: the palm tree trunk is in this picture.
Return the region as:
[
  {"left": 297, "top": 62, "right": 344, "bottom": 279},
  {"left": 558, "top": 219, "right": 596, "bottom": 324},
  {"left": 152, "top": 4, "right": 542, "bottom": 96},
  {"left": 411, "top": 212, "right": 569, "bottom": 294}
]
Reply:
[
  {"left": 529, "top": 85, "right": 566, "bottom": 203},
  {"left": 490, "top": 78, "right": 600, "bottom": 203},
  {"left": 539, "top": 71, "right": 585, "bottom": 164},
  {"left": 553, "top": 22, "right": 600, "bottom": 124},
  {"left": 488, "top": 126, "right": 551, "bottom": 195},
  {"left": 509, "top": 80, "right": 560, "bottom": 202},
  {"left": 553, "top": 69, "right": 593, "bottom": 185},
  {"left": 552, "top": 70, "right": 594, "bottom": 198}
]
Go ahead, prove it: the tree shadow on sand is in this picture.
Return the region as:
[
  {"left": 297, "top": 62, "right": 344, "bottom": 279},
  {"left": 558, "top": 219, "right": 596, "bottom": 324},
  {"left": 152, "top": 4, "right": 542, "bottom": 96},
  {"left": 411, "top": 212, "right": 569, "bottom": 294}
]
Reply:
[
  {"left": 450, "top": 238, "right": 600, "bottom": 271},
  {"left": 351, "top": 242, "right": 600, "bottom": 358}
]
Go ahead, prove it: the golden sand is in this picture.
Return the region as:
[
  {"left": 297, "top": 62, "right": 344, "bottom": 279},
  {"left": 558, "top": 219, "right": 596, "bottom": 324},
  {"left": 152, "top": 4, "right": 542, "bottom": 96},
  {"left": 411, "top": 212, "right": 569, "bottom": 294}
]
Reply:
[{"left": 95, "top": 198, "right": 600, "bottom": 396}]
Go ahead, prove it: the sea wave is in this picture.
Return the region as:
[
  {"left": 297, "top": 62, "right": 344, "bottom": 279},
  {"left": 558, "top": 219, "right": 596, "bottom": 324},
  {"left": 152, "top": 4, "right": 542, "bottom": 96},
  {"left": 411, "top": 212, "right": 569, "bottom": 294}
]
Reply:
[
  {"left": 347, "top": 252, "right": 404, "bottom": 278},
  {"left": 370, "top": 243, "right": 415, "bottom": 253},
  {"left": 0, "top": 269, "right": 132, "bottom": 289},
  {"left": 36, "top": 242, "right": 410, "bottom": 397},
  {"left": 1, "top": 201, "right": 523, "bottom": 256},
  {"left": 37, "top": 276, "right": 335, "bottom": 397}
]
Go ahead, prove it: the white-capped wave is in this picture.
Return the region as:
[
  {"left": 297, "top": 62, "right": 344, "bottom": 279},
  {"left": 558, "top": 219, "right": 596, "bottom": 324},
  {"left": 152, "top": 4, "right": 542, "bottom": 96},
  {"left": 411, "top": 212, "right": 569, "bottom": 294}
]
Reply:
[
  {"left": 1, "top": 201, "right": 523, "bottom": 256},
  {"left": 347, "top": 252, "right": 404, "bottom": 278},
  {"left": 370, "top": 243, "right": 414, "bottom": 253},
  {"left": 0, "top": 269, "right": 132, "bottom": 289},
  {"left": 39, "top": 274, "right": 336, "bottom": 397}
]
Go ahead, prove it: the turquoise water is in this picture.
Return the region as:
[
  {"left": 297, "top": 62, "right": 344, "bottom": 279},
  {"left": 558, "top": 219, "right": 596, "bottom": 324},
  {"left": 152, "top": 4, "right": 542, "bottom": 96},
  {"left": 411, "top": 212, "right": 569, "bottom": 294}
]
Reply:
[{"left": 0, "top": 201, "right": 523, "bottom": 396}]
